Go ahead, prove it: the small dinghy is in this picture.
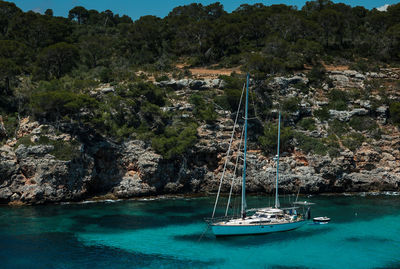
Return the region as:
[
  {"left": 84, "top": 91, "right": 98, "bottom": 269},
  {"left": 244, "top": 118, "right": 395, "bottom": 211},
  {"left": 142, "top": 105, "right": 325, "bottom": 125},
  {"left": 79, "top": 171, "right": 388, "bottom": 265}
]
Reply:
[{"left": 313, "top": 217, "right": 330, "bottom": 224}]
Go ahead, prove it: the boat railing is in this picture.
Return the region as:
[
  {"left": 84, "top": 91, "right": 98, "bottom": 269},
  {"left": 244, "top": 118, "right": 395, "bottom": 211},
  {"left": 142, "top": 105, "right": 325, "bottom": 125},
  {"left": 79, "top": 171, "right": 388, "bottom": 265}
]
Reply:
[{"left": 204, "top": 216, "right": 235, "bottom": 224}]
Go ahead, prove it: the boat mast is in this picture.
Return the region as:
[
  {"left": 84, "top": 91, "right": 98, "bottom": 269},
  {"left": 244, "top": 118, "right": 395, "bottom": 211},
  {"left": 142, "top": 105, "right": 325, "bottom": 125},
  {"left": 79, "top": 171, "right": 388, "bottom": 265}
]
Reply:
[
  {"left": 275, "top": 111, "right": 281, "bottom": 208},
  {"left": 241, "top": 73, "right": 249, "bottom": 219}
]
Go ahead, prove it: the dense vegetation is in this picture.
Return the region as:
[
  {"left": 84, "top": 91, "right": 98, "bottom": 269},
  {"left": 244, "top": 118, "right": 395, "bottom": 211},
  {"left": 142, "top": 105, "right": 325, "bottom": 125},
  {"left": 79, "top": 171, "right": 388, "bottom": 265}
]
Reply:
[{"left": 0, "top": 0, "right": 400, "bottom": 159}]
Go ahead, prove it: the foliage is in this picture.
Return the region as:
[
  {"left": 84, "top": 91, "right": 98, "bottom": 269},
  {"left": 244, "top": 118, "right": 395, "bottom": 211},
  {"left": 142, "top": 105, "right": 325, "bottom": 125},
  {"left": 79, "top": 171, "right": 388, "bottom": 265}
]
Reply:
[
  {"left": 349, "top": 116, "right": 378, "bottom": 132},
  {"left": 215, "top": 75, "right": 244, "bottom": 111},
  {"left": 1, "top": 0, "right": 400, "bottom": 160},
  {"left": 152, "top": 122, "right": 198, "bottom": 159},
  {"left": 297, "top": 117, "right": 316, "bottom": 131},
  {"left": 292, "top": 81, "right": 309, "bottom": 94},
  {"left": 307, "top": 63, "right": 327, "bottom": 87},
  {"left": 34, "top": 42, "right": 79, "bottom": 80},
  {"left": 0, "top": 58, "right": 20, "bottom": 92},
  {"left": 15, "top": 135, "right": 34, "bottom": 148},
  {"left": 16, "top": 135, "right": 80, "bottom": 161},
  {"left": 258, "top": 122, "right": 293, "bottom": 154},
  {"left": 342, "top": 132, "right": 366, "bottom": 151},
  {"left": 389, "top": 102, "right": 400, "bottom": 125},
  {"left": 155, "top": 74, "right": 169, "bottom": 82},
  {"left": 328, "top": 119, "right": 349, "bottom": 136},
  {"left": 294, "top": 132, "right": 328, "bottom": 156},
  {"left": 327, "top": 89, "right": 348, "bottom": 111},
  {"left": 99, "top": 67, "right": 113, "bottom": 83},
  {"left": 0, "top": 0, "right": 398, "bottom": 76},
  {"left": 349, "top": 59, "right": 378, "bottom": 73},
  {"left": 1, "top": 113, "right": 18, "bottom": 139},
  {"left": 30, "top": 89, "right": 98, "bottom": 122},
  {"left": 189, "top": 94, "right": 217, "bottom": 123},
  {"left": 282, "top": 97, "right": 301, "bottom": 113},
  {"left": 314, "top": 107, "right": 330, "bottom": 121}
]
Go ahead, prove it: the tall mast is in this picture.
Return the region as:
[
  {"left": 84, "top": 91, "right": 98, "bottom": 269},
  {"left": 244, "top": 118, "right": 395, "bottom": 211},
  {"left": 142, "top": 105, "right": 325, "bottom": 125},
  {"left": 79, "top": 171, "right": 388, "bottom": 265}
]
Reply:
[
  {"left": 241, "top": 73, "right": 249, "bottom": 219},
  {"left": 275, "top": 111, "right": 281, "bottom": 208}
]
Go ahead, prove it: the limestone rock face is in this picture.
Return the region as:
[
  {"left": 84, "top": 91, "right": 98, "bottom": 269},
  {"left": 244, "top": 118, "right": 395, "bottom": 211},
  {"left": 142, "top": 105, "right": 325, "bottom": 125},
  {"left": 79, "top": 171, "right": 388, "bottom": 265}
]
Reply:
[
  {"left": 268, "top": 75, "right": 309, "bottom": 95},
  {"left": 328, "top": 70, "right": 365, "bottom": 88},
  {"left": 155, "top": 78, "right": 224, "bottom": 90},
  {"left": 329, "top": 108, "right": 369, "bottom": 121},
  {"left": 0, "top": 143, "right": 93, "bottom": 204},
  {"left": 1, "top": 68, "right": 400, "bottom": 204}
]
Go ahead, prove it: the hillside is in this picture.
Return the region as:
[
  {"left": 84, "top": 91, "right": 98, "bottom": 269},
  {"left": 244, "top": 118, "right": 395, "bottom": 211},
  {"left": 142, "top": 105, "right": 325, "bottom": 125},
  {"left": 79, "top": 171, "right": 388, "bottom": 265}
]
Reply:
[{"left": 0, "top": 1, "right": 400, "bottom": 204}]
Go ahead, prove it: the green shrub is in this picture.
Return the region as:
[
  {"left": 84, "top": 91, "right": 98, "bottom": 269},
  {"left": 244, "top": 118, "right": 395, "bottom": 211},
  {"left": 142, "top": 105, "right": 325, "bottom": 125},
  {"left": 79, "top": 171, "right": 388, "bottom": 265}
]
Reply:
[
  {"left": 100, "top": 67, "right": 112, "bottom": 83},
  {"left": 292, "top": 81, "right": 309, "bottom": 94},
  {"left": 297, "top": 118, "right": 316, "bottom": 131},
  {"left": 328, "top": 89, "right": 348, "bottom": 111},
  {"left": 294, "top": 39, "right": 323, "bottom": 63},
  {"left": 389, "top": 102, "right": 400, "bottom": 125},
  {"left": 50, "top": 139, "right": 80, "bottom": 161},
  {"left": 323, "top": 135, "right": 341, "bottom": 158},
  {"left": 295, "top": 132, "right": 328, "bottom": 155},
  {"left": 349, "top": 60, "right": 369, "bottom": 72},
  {"left": 155, "top": 74, "right": 169, "bottom": 82},
  {"left": 190, "top": 94, "right": 217, "bottom": 123},
  {"left": 183, "top": 68, "right": 192, "bottom": 77},
  {"left": 16, "top": 135, "right": 80, "bottom": 161},
  {"left": 349, "top": 116, "right": 378, "bottom": 132},
  {"left": 216, "top": 75, "right": 244, "bottom": 111},
  {"left": 342, "top": 132, "right": 365, "bottom": 151},
  {"left": 307, "top": 63, "right": 326, "bottom": 87},
  {"left": 328, "top": 147, "right": 340, "bottom": 158},
  {"left": 2, "top": 114, "right": 18, "bottom": 138},
  {"left": 314, "top": 107, "right": 330, "bottom": 121},
  {"left": 282, "top": 97, "right": 301, "bottom": 113},
  {"left": 245, "top": 54, "right": 285, "bottom": 74},
  {"left": 328, "top": 119, "right": 349, "bottom": 136},
  {"left": 15, "top": 135, "right": 34, "bottom": 148},
  {"left": 259, "top": 122, "right": 293, "bottom": 154},
  {"left": 285, "top": 52, "right": 305, "bottom": 70},
  {"left": 152, "top": 123, "right": 198, "bottom": 159}
]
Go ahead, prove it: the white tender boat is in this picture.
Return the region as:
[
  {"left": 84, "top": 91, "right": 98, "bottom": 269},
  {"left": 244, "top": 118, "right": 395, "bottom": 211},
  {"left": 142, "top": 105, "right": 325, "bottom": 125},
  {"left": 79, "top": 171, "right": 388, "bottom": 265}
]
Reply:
[
  {"left": 206, "top": 73, "right": 312, "bottom": 236},
  {"left": 313, "top": 216, "right": 331, "bottom": 224}
]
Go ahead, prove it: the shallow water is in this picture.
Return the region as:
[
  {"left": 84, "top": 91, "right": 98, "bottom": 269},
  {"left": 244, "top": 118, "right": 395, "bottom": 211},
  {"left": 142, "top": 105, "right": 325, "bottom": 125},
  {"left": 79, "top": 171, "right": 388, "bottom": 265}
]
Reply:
[{"left": 1, "top": 194, "right": 400, "bottom": 269}]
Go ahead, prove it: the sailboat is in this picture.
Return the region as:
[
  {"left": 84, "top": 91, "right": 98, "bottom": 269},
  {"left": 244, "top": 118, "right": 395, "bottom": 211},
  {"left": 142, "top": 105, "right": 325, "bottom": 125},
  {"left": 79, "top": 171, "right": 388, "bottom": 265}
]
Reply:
[{"left": 207, "top": 73, "right": 312, "bottom": 236}]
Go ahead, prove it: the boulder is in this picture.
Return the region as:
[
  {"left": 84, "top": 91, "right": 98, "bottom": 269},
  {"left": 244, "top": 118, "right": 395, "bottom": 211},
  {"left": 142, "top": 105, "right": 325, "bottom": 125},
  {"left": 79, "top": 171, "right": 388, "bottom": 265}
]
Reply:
[
  {"left": 329, "top": 108, "right": 369, "bottom": 121},
  {"left": 329, "top": 74, "right": 349, "bottom": 87},
  {"left": 100, "top": 87, "right": 114, "bottom": 94}
]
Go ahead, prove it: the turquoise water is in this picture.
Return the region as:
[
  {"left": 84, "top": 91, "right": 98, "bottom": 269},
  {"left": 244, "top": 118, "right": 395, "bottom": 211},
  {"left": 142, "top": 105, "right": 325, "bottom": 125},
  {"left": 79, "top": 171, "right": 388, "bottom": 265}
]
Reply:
[{"left": 1, "top": 195, "right": 400, "bottom": 269}]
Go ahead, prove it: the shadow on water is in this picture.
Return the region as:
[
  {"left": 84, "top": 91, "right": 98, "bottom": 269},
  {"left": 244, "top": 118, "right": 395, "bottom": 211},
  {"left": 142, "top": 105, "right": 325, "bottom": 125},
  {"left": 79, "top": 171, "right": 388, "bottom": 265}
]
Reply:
[
  {"left": 71, "top": 212, "right": 212, "bottom": 232},
  {"left": 267, "top": 265, "right": 308, "bottom": 269},
  {"left": 143, "top": 203, "right": 201, "bottom": 215},
  {"left": 0, "top": 232, "right": 220, "bottom": 269},
  {"left": 343, "top": 236, "right": 396, "bottom": 244},
  {"left": 175, "top": 226, "right": 334, "bottom": 247},
  {"left": 71, "top": 214, "right": 162, "bottom": 231},
  {"left": 174, "top": 233, "right": 215, "bottom": 243},
  {"left": 373, "top": 262, "right": 400, "bottom": 269}
]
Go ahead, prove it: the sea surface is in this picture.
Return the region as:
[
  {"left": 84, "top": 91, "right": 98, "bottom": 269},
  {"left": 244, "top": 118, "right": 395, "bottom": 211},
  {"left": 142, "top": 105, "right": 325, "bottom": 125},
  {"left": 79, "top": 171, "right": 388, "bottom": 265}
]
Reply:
[{"left": 1, "top": 194, "right": 400, "bottom": 269}]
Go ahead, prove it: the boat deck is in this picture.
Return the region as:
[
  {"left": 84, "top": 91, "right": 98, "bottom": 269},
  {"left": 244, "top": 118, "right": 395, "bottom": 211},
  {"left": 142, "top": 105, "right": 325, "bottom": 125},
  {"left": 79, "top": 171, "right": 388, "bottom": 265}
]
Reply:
[{"left": 213, "top": 215, "right": 303, "bottom": 226}]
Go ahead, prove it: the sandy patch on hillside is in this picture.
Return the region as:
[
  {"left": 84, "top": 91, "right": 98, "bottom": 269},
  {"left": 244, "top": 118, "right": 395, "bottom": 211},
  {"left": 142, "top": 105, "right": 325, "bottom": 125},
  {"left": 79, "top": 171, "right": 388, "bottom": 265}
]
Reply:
[{"left": 188, "top": 67, "right": 242, "bottom": 79}]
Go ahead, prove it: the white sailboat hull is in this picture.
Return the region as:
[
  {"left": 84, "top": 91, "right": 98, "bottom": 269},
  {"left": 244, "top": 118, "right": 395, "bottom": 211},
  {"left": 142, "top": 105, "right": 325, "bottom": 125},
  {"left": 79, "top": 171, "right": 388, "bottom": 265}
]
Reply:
[{"left": 211, "top": 220, "right": 305, "bottom": 236}]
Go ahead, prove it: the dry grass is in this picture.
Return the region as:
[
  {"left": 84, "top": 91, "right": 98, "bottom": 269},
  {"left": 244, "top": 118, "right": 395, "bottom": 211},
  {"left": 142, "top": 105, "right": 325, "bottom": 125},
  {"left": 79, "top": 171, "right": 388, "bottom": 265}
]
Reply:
[{"left": 187, "top": 67, "right": 242, "bottom": 79}]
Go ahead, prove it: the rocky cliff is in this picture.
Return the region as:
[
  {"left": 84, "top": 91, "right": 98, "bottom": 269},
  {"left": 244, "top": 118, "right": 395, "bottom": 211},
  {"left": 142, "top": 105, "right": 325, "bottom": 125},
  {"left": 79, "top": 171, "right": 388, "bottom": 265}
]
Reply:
[{"left": 1, "top": 69, "right": 400, "bottom": 204}]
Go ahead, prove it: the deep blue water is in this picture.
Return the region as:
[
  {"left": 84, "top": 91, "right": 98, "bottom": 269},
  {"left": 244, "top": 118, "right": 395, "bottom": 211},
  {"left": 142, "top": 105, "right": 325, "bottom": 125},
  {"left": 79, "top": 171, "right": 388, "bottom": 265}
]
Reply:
[{"left": 1, "top": 194, "right": 400, "bottom": 269}]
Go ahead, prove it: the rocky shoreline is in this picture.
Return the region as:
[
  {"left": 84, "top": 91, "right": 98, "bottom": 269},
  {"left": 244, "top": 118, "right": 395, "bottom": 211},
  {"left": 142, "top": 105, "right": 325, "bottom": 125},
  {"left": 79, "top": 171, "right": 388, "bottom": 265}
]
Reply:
[{"left": 1, "top": 68, "right": 400, "bottom": 205}]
